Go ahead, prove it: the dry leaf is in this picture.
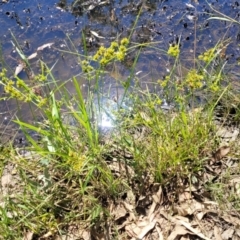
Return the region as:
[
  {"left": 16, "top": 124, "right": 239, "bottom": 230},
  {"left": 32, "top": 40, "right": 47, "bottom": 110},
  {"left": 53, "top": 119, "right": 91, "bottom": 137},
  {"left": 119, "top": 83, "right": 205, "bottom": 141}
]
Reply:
[
  {"left": 1, "top": 173, "right": 13, "bottom": 187},
  {"left": 181, "top": 236, "right": 190, "bottom": 240},
  {"left": 178, "top": 192, "right": 192, "bottom": 202},
  {"left": 176, "top": 200, "right": 204, "bottom": 216},
  {"left": 221, "top": 228, "right": 234, "bottom": 240},
  {"left": 126, "top": 190, "right": 135, "bottom": 205},
  {"left": 175, "top": 216, "right": 190, "bottom": 223},
  {"left": 235, "top": 229, "right": 240, "bottom": 237},
  {"left": 79, "top": 230, "right": 91, "bottom": 240},
  {"left": 153, "top": 185, "right": 163, "bottom": 204},
  {"left": 229, "top": 177, "right": 240, "bottom": 196},
  {"left": 168, "top": 225, "right": 190, "bottom": 240},
  {"left": 23, "top": 231, "right": 34, "bottom": 240},
  {"left": 125, "top": 223, "right": 141, "bottom": 238},
  {"left": 137, "top": 220, "right": 156, "bottom": 239},
  {"left": 185, "top": 185, "right": 197, "bottom": 192},
  {"left": 155, "top": 225, "right": 164, "bottom": 240},
  {"left": 15, "top": 63, "right": 24, "bottom": 76},
  {"left": 37, "top": 43, "right": 54, "bottom": 51},
  {"left": 229, "top": 177, "right": 240, "bottom": 185},
  {"left": 222, "top": 214, "right": 240, "bottom": 227},
  {"left": 27, "top": 52, "right": 38, "bottom": 60},
  {"left": 195, "top": 211, "right": 205, "bottom": 221},
  {"left": 213, "top": 146, "right": 230, "bottom": 161},
  {"left": 214, "top": 226, "right": 223, "bottom": 240},
  {"left": 160, "top": 210, "right": 210, "bottom": 240},
  {"left": 216, "top": 127, "right": 239, "bottom": 141},
  {"left": 41, "top": 231, "right": 54, "bottom": 238},
  {"left": 178, "top": 220, "right": 211, "bottom": 240},
  {"left": 112, "top": 203, "right": 127, "bottom": 221}
]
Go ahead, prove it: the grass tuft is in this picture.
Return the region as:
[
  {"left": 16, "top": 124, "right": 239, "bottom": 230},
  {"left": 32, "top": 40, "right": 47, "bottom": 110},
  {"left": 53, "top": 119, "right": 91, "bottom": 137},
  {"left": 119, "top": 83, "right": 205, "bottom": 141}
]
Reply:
[{"left": 0, "top": 15, "right": 240, "bottom": 238}]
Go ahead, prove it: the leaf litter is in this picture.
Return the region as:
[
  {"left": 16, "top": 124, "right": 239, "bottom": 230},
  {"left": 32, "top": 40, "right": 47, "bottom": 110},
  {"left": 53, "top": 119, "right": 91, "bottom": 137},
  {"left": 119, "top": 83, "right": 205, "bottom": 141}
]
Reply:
[
  {"left": 1, "top": 105, "right": 240, "bottom": 239},
  {"left": 2, "top": 130, "right": 240, "bottom": 240}
]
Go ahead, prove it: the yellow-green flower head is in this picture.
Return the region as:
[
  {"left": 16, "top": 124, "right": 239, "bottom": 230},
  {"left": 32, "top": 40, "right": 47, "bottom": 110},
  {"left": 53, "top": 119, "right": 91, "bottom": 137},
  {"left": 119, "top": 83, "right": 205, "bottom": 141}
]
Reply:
[
  {"left": 82, "top": 60, "right": 89, "bottom": 66},
  {"left": 8, "top": 80, "right": 15, "bottom": 86},
  {"left": 37, "top": 98, "right": 47, "bottom": 107},
  {"left": 25, "top": 96, "right": 32, "bottom": 102},
  {"left": 0, "top": 68, "right": 7, "bottom": 78},
  {"left": 93, "top": 52, "right": 100, "bottom": 61},
  {"left": 210, "top": 83, "right": 219, "bottom": 92},
  {"left": 167, "top": 44, "right": 180, "bottom": 57},
  {"left": 98, "top": 46, "right": 106, "bottom": 55},
  {"left": 107, "top": 48, "right": 115, "bottom": 55},
  {"left": 116, "top": 51, "right": 125, "bottom": 61},
  {"left": 110, "top": 41, "right": 119, "bottom": 50},
  {"left": 16, "top": 79, "right": 26, "bottom": 88},
  {"left": 185, "top": 69, "right": 204, "bottom": 89},
  {"left": 100, "top": 58, "right": 108, "bottom": 66},
  {"left": 120, "top": 38, "right": 129, "bottom": 46},
  {"left": 198, "top": 48, "right": 215, "bottom": 63},
  {"left": 103, "top": 51, "right": 112, "bottom": 60},
  {"left": 119, "top": 45, "right": 127, "bottom": 53}
]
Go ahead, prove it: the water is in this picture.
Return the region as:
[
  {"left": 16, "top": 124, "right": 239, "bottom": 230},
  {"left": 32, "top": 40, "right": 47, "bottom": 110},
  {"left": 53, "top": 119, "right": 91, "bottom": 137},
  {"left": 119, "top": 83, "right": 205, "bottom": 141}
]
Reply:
[{"left": 1, "top": 0, "right": 240, "bottom": 139}]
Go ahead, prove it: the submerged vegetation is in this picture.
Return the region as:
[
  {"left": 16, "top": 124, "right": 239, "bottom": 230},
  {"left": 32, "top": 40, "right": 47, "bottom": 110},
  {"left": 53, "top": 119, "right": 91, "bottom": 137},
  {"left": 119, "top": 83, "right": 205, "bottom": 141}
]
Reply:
[{"left": 1, "top": 8, "right": 240, "bottom": 240}]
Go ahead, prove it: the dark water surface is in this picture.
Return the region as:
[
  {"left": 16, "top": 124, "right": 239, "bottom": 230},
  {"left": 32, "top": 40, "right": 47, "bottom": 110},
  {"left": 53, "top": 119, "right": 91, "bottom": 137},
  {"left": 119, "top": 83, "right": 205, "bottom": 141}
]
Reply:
[{"left": 1, "top": 0, "right": 240, "bottom": 141}]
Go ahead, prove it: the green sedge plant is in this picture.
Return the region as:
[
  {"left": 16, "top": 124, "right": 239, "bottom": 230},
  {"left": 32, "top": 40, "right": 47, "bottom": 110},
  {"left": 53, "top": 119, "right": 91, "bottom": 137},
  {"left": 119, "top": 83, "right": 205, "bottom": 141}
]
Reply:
[{"left": 0, "top": 16, "right": 236, "bottom": 238}]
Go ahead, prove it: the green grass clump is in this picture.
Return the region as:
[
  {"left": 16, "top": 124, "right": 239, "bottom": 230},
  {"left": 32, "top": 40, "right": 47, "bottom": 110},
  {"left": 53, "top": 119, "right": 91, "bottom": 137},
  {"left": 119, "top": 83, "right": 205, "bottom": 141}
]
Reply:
[{"left": 0, "top": 28, "right": 238, "bottom": 238}]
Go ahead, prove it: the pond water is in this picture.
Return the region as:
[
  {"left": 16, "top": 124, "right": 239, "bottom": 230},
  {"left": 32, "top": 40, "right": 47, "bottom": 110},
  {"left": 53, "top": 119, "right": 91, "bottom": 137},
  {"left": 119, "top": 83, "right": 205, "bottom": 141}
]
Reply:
[{"left": 1, "top": 0, "right": 240, "bottom": 142}]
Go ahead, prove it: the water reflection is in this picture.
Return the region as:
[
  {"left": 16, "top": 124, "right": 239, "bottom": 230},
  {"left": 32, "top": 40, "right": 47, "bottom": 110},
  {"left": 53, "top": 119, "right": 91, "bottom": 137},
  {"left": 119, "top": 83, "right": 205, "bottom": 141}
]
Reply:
[{"left": 1, "top": 0, "right": 240, "bottom": 139}]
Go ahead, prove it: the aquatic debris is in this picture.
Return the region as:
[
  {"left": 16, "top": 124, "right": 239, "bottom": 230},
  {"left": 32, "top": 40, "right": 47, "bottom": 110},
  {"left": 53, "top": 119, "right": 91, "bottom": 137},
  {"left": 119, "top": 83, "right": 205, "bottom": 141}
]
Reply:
[
  {"left": 90, "top": 30, "right": 105, "bottom": 39},
  {"left": 14, "top": 63, "right": 24, "bottom": 76},
  {"left": 14, "top": 42, "right": 54, "bottom": 76},
  {"left": 186, "top": 15, "right": 196, "bottom": 21},
  {"left": 27, "top": 52, "right": 38, "bottom": 60},
  {"left": 185, "top": 3, "right": 195, "bottom": 9},
  {"left": 87, "top": 0, "right": 109, "bottom": 11},
  {"left": 37, "top": 42, "right": 54, "bottom": 51}
]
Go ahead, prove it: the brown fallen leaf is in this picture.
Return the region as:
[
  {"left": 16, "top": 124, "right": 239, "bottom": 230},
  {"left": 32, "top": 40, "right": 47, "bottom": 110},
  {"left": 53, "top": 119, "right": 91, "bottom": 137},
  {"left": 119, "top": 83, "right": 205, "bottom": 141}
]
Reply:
[
  {"left": 160, "top": 210, "right": 211, "bottom": 240},
  {"left": 175, "top": 200, "right": 204, "bottom": 217},
  {"left": 125, "top": 222, "right": 141, "bottom": 238},
  {"left": 41, "top": 230, "right": 54, "bottom": 238},
  {"left": 1, "top": 173, "right": 12, "bottom": 187},
  {"left": 221, "top": 228, "right": 234, "bottom": 240},
  {"left": 179, "top": 220, "right": 211, "bottom": 240},
  {"left": 229, "top": 177, "right": 240, "bottom": 197},
  {"left": 167, "top": 225, "right": 190, "bottom": 240},
  {"left": 112, "top": 203, "right": 128, "bottom": 222},
  {"left": 214, "top": 226, "right": 223, "bottom": 240},
  {"left": 235, "top": 229, "right": 240, "bottom": 237},
  {"left": 23, "top": 231, "right": 34, "bottom": 240},
  {"left": 181, "top": 236, "right": 190, "bottom": 240},
  {"left": 178, "top": 192, "right": 192, "bottom": 202},
  {"left": 221, "top": 214, "right": 240, "bottom": 227},
  {"left": 148, "top": 186, "right": 163, "bottom": 218},
  {"left": 155, "top": 225, "right": 164, "bottom": 240},
  {"left": 137, "top": 220, "right": 156, "bottom": 239},
  {"left": 213, "top": 146, "right": 230, "bottom": 162}
]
